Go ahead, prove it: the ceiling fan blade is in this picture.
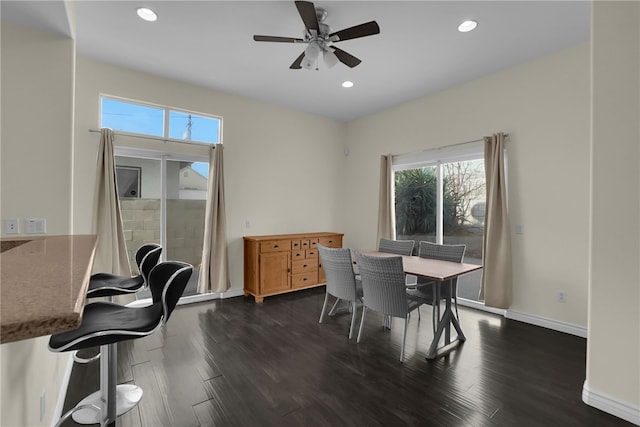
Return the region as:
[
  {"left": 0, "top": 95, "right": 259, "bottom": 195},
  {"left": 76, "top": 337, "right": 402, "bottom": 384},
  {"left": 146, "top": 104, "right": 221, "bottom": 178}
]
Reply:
[
  {"left": 289, "top": 52, "right": 305, "bottom": 69},
  {"left": 295, "top": 1, "right": 319, "bottom": 33},
  {"left": 332, "top": 47, "right": 362, "bottom": 68},
  {"left": 329, "top": 21, "right": 380, "bottom": 42},
  {"left": 253, "top": 35, "right": 304, "bottom": 43}
]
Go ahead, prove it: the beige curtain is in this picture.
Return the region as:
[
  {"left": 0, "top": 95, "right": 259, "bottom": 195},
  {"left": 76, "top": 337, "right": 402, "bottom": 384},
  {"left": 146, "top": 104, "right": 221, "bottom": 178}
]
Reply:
[
  {"left": 376, "top": 154, "right": 395, "bottom": 242},
  {"left": 92, "top": 128, "right": 130, "bottom": 276},
  {"left": 197, "top": 145, "right": 230, "bottom": 294},
  {"left": 480, "top": 132, "right": 512, "bottom": 308}
]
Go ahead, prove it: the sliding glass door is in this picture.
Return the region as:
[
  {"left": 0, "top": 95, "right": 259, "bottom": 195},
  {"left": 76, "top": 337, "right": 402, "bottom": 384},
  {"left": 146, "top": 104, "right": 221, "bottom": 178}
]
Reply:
[
  {"left": 441, "top": 159, "right": 484, "bottom": 302},
  {"left": 115, "top": 150, "right": 208, "bottom": 299},
  {"left": 394, "top": 148, "right": 485, "bottom": 304}
]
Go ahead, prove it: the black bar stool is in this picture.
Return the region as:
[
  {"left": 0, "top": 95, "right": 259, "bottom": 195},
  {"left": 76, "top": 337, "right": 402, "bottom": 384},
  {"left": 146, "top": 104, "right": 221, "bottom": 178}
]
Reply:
[
  {"left": 73, "top": 244, "right": 162, "bottom": 365},
  {"left": 49, "top": 261, "right": 192, "bottom": 426},
  {"left": 87, "top": 243, "right": 162, "bottom": 299}
]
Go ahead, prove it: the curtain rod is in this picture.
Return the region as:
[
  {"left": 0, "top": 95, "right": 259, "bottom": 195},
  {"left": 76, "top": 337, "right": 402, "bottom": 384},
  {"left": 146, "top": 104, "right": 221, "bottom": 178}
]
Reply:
[
  {"left": 393, "top": 133, "right": 509, "bottom": 158},
  {"left": 88, "top": 128, "right": 217, "bottom": 148}
]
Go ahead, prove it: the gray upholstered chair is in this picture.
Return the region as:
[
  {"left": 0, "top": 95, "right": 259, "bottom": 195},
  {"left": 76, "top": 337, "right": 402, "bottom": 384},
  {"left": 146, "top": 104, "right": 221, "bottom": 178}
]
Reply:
[
  {"left": 318, "top": 244, "right": 362, "bottom": 339},
  {"left": 406, "top": 241, "right": 466, "bottom": 332},
  {"left": 378, "top": 238, "right": 415, "bottom": 256},
  {"left": 355, "top": 252, "right": 425, "bottom": 362}
]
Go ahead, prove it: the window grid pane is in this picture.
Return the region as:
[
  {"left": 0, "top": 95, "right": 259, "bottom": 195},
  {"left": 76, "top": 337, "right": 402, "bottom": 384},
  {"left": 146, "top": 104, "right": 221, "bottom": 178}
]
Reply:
[{"left": 101, "top": 98, "right": 164, "bottom": 137}]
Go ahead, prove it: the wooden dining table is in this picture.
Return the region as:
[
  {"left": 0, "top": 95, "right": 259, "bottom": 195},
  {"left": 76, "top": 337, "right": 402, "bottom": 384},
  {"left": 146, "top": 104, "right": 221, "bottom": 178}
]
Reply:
[{"left": 358, "top": 250, "right": 483, "bottom": 360}]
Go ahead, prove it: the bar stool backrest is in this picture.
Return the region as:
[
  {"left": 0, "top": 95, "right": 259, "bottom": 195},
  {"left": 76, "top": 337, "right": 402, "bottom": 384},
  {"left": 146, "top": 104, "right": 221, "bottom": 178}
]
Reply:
[
  {"left": 136, "top": 243, "right": 162, "bottom": 286},
  {"left": 148, "top": 261, "right": 193, "bottom": 324}
]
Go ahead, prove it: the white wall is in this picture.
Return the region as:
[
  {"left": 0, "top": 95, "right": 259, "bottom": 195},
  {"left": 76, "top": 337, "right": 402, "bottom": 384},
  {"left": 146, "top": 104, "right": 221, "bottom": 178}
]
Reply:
[
  {"left": 73, "top": 57, "right": 347, "bottom": 290},
  {"left": 585, "top": 1, "right": 640, "bottom": 424},
  {"left": 0, "top": 21, "right": 75, "bottom": 427},
  {"left": 0, "top": 22, "right": 75, "bottom": 236},
  {"left": 343, "top": 43, "right": 591, "bottom": 329}
]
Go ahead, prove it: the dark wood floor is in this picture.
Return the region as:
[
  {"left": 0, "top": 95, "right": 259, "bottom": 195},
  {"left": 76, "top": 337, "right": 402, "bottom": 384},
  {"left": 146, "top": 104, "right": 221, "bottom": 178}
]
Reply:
[{"left": 61, "top": 287, "right": 632, "bottom": 427}]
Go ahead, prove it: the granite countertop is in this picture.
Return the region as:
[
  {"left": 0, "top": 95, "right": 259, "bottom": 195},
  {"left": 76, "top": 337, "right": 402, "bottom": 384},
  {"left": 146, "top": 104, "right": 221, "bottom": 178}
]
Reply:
[{"left": 0, "top": 234, "right": 98, "bottom": 344}]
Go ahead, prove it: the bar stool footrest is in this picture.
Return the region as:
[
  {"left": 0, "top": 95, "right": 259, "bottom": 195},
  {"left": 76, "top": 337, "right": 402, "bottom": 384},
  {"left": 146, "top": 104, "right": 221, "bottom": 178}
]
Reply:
[{"left": 71, "top": 384, "right": 143, "bottom": 425}]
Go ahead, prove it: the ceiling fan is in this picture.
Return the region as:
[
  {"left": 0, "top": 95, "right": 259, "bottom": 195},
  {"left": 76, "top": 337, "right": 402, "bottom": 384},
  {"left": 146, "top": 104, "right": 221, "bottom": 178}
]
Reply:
[{"left": 253, "top": 1, "right": 380, "bottom": 70}]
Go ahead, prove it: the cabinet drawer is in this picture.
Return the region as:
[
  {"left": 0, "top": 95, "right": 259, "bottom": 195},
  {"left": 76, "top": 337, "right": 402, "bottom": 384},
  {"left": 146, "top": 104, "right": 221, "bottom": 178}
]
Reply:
[
  {"left": 301, "top": 239, "right": 310, "bottom": 250},
  {"left": 292, "top": 258, "right": 318, "bottom": 274},
  {"left": 292, "top": 271, "right": 318, "bottom": 288},
  {"left": 309, "top": 238, "right": 319, "bottom": 249},
  {"left": 291, "top": 240, "right": 302, "bottom": 251},
  {"left": 306, "top": 249, "right": 318, "bottom": 259},
  {"left": 260, "top": 240, "right": 291, "bottom": 253},
  {"left": 292, "top": 250, "right": 305, "bottom": 260},
  {"left": 318, "top": 236, "right": 341, "bottom": 248}
]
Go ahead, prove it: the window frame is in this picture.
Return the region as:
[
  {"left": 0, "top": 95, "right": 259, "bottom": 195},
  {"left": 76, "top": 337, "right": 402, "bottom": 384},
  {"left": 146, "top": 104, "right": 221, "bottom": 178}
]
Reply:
[{"left": 99, "top": 94, "right": 223, "bottom": 145}]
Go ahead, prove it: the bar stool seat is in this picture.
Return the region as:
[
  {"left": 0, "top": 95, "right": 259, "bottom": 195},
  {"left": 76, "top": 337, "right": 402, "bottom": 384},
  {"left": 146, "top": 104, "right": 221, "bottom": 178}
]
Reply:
[{"left": 49, "top": 261, "right": 192, "bottom": 427}]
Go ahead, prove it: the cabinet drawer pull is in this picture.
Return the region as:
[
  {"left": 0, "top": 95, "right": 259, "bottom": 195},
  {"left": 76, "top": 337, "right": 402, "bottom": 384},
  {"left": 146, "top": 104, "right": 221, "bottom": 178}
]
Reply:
[{"left": 274, "top": 244, "right": 279, "bottom": 248}]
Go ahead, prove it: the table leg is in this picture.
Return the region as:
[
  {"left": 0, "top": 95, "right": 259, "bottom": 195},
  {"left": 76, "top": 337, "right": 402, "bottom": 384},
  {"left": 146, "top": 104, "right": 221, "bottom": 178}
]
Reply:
[{"left": 426, "top": 279, "right": 465, "bottom": 360}]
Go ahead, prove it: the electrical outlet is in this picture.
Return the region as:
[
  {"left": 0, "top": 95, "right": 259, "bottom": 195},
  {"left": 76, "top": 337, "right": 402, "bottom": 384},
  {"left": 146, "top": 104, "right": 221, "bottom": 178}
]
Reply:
[
  {"left": 557, "top": 290, "right": 567, "bottom": 303},
  {"left": 3, "top": 218, "right": 19, "bottom": 234}
]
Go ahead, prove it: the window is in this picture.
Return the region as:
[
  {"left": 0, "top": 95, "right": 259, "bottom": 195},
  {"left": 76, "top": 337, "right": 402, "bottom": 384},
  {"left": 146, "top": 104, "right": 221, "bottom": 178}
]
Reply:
[
  {"left": 115, "top": 165, "right": 141, "bottom": 198},
  {"left": 393, "top": 142, "right": 485, "bottom": 303},
  {"left": 100, "top": 96, "right": 221, "bottom": 144}
]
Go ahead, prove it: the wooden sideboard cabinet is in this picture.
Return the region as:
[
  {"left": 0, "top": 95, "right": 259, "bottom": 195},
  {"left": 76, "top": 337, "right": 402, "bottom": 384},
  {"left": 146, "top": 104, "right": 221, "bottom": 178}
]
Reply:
[{"left": 243, "top": 232, "right": 343, "bottom": 303}]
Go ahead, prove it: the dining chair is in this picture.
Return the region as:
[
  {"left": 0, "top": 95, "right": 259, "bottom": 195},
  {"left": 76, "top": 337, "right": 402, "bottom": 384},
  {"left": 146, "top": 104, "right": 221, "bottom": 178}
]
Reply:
[
  {"left": 406, "top": 241, "right": 466, "bottom": 333},
  {"left": 355, "top": 252, "right": 425, "bottom": 362},
  {"left": 378, "top": 237, "right": 415, "bottom": 256},
  {"left": 317, "top": 244, "right": 362, "bottom": 339}
]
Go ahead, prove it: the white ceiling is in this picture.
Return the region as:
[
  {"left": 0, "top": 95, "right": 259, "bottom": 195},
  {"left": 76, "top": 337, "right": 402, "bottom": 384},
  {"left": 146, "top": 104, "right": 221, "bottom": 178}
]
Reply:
[{"left": 2, "top": 1, "right": 590, "bottom": 122}]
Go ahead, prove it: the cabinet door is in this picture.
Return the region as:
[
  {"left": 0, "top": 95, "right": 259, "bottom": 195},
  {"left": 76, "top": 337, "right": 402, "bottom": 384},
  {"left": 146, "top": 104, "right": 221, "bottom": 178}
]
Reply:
[{"left": 260, "top": 252, "right": 290, "bottom": 294}]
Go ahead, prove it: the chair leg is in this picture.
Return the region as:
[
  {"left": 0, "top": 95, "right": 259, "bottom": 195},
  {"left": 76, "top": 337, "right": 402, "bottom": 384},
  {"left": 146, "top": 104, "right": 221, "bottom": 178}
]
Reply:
[
  {"left": 319, "top": 292, "right": 330, "bottom": 323},
  {"left": 328, "top": 297, "right": 341, "bottom": 316},
  {"left": 357, "top": 306, "right": 367, "bottom": 342},
  {"left": 400, "top": 318, "right": 408, "bottom": 362},
  {"left": 348, "top": 301, "right": 358, "bottom": 339}
]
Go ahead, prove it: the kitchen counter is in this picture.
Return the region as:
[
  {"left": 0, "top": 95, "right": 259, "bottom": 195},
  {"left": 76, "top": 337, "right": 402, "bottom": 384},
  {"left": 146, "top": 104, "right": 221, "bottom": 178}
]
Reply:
[{"left": 0, "top": 234, "right": 98, "bottom": 344}]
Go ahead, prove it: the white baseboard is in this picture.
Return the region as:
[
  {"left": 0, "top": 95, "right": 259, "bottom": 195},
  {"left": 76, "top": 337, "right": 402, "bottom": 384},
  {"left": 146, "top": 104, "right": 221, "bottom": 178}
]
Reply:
[
  {"left": 127, "top": 287, "right": 246, "bottom": 308},
  {"left": 504, "top": 309, "right": 588, "bottom": 338},
  {"left": 582, "top": 382, "right": 640, "bottom": 425}
]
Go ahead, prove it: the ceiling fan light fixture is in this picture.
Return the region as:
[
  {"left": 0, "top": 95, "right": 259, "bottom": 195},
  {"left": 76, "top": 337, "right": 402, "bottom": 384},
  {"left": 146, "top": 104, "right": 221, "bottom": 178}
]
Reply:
[
  {"left": 342, "top": 81, "right": 354, "bottom": 88},
  {"left": 305, "top": 42, "right": 322, "bottom": 60},
  {"left": 301, "top": 56, "right": 316, "bottom": 70},
  {"left": 458, "top": 20, "right": 477, "bottom": 33},
  {"left": 323, "top": 50, "right": 339, "bottom": 68},
  {"left": 136, "top": 7, "right": 158, "bottom": 22}
]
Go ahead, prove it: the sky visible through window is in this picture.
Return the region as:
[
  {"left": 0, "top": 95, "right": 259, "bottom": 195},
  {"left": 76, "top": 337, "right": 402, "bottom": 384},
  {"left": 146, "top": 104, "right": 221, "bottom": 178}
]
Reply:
[{"left": 101, "top": 97, "right": 220, "bottom": 144}]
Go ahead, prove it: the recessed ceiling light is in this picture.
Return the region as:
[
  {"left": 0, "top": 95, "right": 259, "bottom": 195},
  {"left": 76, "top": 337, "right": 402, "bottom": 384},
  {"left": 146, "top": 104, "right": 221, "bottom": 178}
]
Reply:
[
  {"left": 342, "top": 81, "right": 354, "bottom": 88},
  {"left": 458, "top": 20, "right": 478, "bottom": 33},
  {"left": 137, "top": 7, "right": 158, "bottom": 22}
]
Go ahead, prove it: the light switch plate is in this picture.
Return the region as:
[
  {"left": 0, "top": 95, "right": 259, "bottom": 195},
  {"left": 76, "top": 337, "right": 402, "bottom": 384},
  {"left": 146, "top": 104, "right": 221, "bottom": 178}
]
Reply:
[{"left": 24, "top": 218, "right": 46, "bottom": 234}]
